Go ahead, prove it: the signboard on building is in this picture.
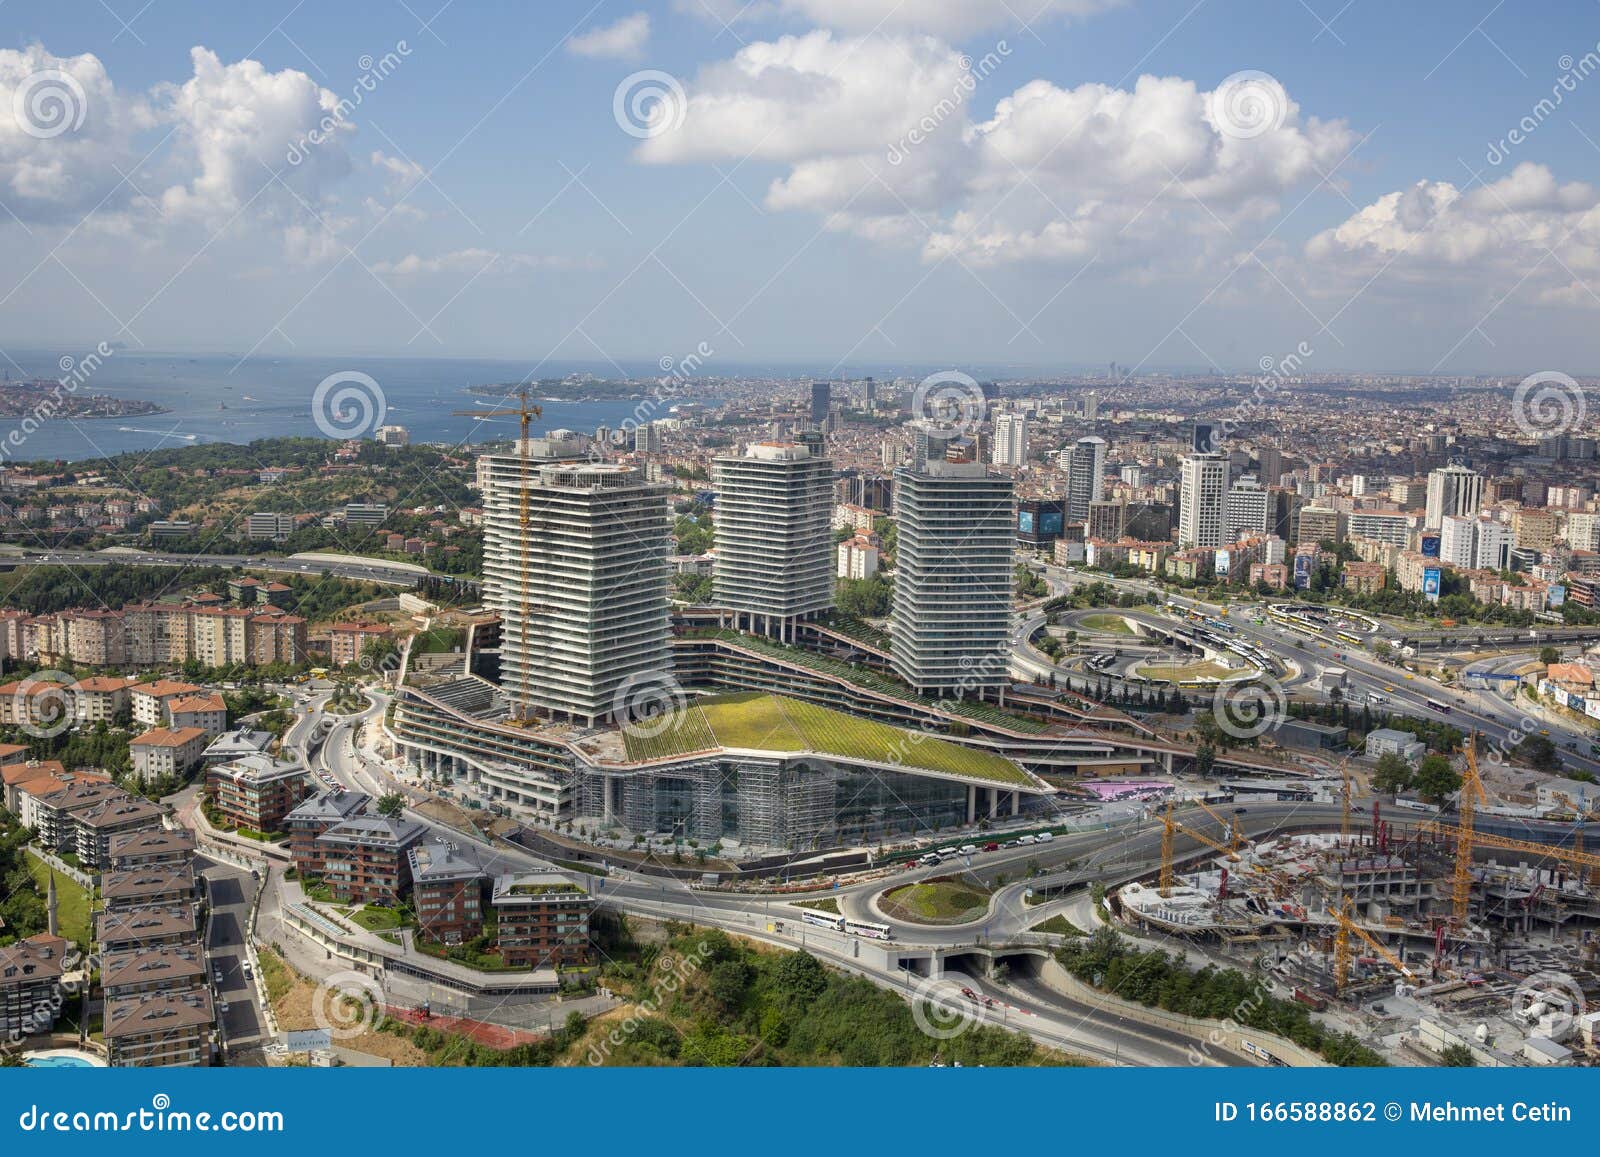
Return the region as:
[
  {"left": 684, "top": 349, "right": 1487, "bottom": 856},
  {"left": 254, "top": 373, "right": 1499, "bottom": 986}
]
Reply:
[
  {"left": 1422, "top": 566, "right": 1441, "bottom": 600},
  {"left": 1421, "top": 534, "right": 1441, "bottom": 559}
]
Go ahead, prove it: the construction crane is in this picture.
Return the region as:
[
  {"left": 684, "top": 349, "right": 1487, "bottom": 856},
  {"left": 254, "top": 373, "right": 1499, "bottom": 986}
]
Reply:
[
  {"left": 1451, "top": 732, "right": 1485, "bottom": 927},
  {"left": 1189, "top": 797, "right": 1243, "bottom": 853},
  {"left": 454, "top": 386, "right": 543, "bottom": 723},
  {"left": 1413, "top": 821, "right": 1600, "bottom": 875},
  {"left": 1159, "top": 800, "right": 1240, "bottom": 897},
  {"left": 1333, "top": 893, "right": 1415, "bottom": 994}
]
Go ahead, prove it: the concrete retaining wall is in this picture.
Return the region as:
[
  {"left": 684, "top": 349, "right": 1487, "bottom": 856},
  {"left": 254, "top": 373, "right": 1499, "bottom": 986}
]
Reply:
[{"left": 1037, "top": 957, "right": 1328, "bottom": 1067}]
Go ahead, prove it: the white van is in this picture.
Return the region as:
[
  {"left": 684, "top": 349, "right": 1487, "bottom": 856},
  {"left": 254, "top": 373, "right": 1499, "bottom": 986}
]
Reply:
[
  {"left": 1035, "top": 831, "right": 1054, "bottom": 843},
  {"left": 958, "top": 844, "right": 978, "bottom": 856},
  {"left": 1017, "top": 834, "right": 1036, "bottom": 846},
  {"left": 936, "top": 846, "right": 959, "bottom": 859}
]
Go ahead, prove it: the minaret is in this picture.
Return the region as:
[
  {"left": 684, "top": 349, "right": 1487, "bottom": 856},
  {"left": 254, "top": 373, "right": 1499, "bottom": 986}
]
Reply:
[{"left": 47, "top": 869, "right": 58, "bottom": 938}]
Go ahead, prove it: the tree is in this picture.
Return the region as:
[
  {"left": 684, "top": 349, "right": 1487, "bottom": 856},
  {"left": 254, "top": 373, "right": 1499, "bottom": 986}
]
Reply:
[
  {"left": 773, "top": 950, "right": 828, "bottom": 1010},
  {"left": 1415, "top": 754, "right": 1462, "bottom": 803},
  {"left": 1371, "top": 753, "right": 1413, "bottom": 795},
  {"left": 375, "top": 792, "right": 406, "bottom": 818},
  {"left": 1195, "top": 743, "right": 1216, "bottom": 776},
  {"left": 1440, "top": 1043, "right": 1476, "bottom": 1067},
  {"left": 1539, "top": 646, "right": 1561, "bottom": 666}
]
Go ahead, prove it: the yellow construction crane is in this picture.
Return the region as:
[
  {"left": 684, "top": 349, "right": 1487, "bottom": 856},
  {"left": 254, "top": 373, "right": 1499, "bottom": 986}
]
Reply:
[
  {"left": 454, "top": 386, "right": 543, "bottom": 723},
  {"left": 1159, "top": 800, "right": 1240, "bottom": 897},
  {"left": 1189, "top": 797, "right": 1243, "bottom": 853},
  {"left": 1451, "top": 732, "right": 1485, "bottom": 928},
  {"left": 1413, "top": 821, "right": 1600, "bottom": 875},
  {"left": 1333, "top": 893, "right": 1415, "bottom": 994}
]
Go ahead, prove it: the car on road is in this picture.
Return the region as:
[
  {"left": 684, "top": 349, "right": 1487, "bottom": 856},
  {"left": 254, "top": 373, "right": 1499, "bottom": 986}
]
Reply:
[
  {"left": 1017, "top": 834, "right": 1036, "bottom": 845},
  {"left": 1035, "top": 831, "right": 1054, "bottom": 843},
  {"left": 218, "top": 1000, "right": 229, "bottom": 1014},
  {"left": 982, "top": 842, "right": 1000, "bottom": 852}
]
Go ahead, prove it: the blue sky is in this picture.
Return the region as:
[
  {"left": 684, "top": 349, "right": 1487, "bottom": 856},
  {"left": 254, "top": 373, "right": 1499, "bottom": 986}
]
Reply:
[{"left": 2, "top": 0, "right": 1599, "bottom": 375}]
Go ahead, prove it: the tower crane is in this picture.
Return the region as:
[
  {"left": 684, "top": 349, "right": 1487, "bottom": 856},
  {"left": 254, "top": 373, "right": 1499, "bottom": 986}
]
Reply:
[
  {"left": 1451, "top": 732, "right": 1485, "bottom": 928},
  {"left": 1412, "top": 821, "right": 1600, "bottom": 876},
  {"left": 1159, "top": 801, "right": 1240, "bottom": 897},
  {"left": 454, "top": 386, "right": 543, "bottom": 723},
  {"left": 1333, "top": 893, "right": 1414, "bottom": 994},
  {"left": 1188, "top": 797, "right": 1243, "bottom": 853}
]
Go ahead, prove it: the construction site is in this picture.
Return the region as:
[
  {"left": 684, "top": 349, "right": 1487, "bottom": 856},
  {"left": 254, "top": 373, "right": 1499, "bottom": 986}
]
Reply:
[{"left": 1111, "top": 738, "right": 1600, "bottom": 1066}]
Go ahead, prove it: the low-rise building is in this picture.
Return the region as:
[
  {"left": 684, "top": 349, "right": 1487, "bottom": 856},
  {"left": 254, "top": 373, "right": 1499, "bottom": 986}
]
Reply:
[
  {"left": 129, "top": 726, "right": 209, "bottom": 783},
  {"left": 71, "top": 794, "right": 166, "bottom": 869},
  {"left": 104, "top": 990, "right": 214, "bottom": 1067},
  {"left": 1365, "top": 727, "right": 1426, "bottom": 763},
  {"left": 97, "top": 905, "right": 197, "bottom": 954},
  {"left": 100, "top": 943, "right": 206, "bottom": 1001},
  {"left": 313, "top": 814, "right": 426, "bottom": 904},
  {"left": 328, "top": 621, "right": 394, "bottom": 667},
  {"left": 74, "top": 675, "right": 133, "bottom": 722},
  {"left": 0, "top": 933, "right": 68, "bottom": 1039},
  {"left": 205, "top": 754, "right": 308, "bottom": 834},
  {"left": 201, "top": 728, "right": 274, "bottom": 766},
  {"left": 166, "top": 694, "right": 228, "bottom": 738},
  {"left": 107, "top": 828, "right": 195, "bottom": 872},
  {"left": 409, "top": 841, "right": 487, "bottom": 946},
  {"left": 1341, "top": 560, "right": 1387, "bottom": 594},
  {"left": 491, "top": 871, "right": 593, "bottom": 969},
  {"left": 285, "top": 789, "right": 369, "bottom": 875},
  {"left": 101, "top": 864, "right": 197, "bottom": 911},
  {"left": 130, "top": 680, "right": 203, "bottom": 727}
]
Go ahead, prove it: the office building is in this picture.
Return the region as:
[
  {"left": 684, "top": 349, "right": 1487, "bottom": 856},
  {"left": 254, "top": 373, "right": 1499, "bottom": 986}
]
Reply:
[
  {"left": 1064, "top": 436, "right": 1107, "bottom": 521},
  {"left": 245, "top": 512, "right": 296, "bottom": 543},
  {"left": 890, "top": 454, "right": 1014, "bottom": 698},
  {"left": 1223, "top": 475, "right": 1273, "bottom": 540},
  {"left": 1178, "top": 454, "right": 1229, "bottom": 548},
  {"left": 482, "top": 455, "right": 671, "bottom": 726},
  {"left": 1424, "top": 464, "right": 1483, "bottom": 529},
  {"left": 809, "top": 381, "right": 831, "bottom": 425},
  {"left": 713, "top": 442, "right": 834, "bottom": 641}
]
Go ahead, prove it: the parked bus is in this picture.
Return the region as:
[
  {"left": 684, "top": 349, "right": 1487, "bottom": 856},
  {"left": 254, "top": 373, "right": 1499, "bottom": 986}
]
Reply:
[
  {"left": 800, "top": 910, "right": 845, "bottom": 932},
  {"left": 1335, "top": 631, "right": 1363, "bottom": 646}
]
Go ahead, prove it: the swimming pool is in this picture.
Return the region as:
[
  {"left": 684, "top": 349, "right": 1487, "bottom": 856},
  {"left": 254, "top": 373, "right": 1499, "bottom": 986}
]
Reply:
[{"left": 24, "top": 1049, "right": 105, "bottom": 1068}]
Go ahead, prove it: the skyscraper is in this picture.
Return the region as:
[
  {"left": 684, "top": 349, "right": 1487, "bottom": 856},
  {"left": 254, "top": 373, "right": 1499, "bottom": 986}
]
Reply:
[
  {"left": 992, "top": 412, "right": 1030, "bottom": 467},
  {"left": 1083, "top": 391, "right": 1099, "bottom": 420},
  {"left": 1178, "top": 454, "right": 1229, "bottom": 548},
  {"left": 891, "top": 454, "right": 1015, "bottom": 699},
  {"left": 809, "top": 381, "right": 831, "bottom": 425},
  {"left": 1424, "top": 464, "right": 1483, "bottom": 529},
  {"left": 481, "top": 457, "right": 671, "bottom": 726},
  {"left": 1064, "top": 435, "right": 1107, "bottom": 522},
  {"left": 1256, "top": 446, "right": 1284, "bottom": 487},
  {"left": 713, "top": 442, "right": 835, "bottom": 641}
]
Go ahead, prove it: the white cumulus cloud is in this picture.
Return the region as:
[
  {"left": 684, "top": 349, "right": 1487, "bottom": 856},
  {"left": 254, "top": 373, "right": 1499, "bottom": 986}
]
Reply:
[{"left": 568, "top": 13, "right": 652, "bottom": 60}]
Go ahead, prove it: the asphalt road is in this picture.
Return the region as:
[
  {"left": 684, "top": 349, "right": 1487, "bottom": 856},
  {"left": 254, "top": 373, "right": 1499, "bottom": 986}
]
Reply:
[{"left": 200, "top": 856, "right": 267, "bottom": 1064}]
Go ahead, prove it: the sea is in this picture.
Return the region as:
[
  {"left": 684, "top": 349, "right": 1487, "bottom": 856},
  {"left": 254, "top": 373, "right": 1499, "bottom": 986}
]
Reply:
[{"left": 0, "top": 351, "right": 679, "bottom": 464}]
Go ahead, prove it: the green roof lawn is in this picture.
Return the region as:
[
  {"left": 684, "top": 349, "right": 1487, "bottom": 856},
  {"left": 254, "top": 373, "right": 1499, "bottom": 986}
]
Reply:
[{"left": 621, "top": 691, "right": 1035, "bottom": 787}]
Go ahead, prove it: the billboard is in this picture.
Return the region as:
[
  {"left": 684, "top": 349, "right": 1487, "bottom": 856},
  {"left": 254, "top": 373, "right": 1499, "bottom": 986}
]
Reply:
[
  {"left": 1018, "top": 510, "right": 1036, "bottom": 534},
  {"left": 1548, "top": 584, "right": 1566, "bottom": 608},
  {"left": 1420, "top": 534, "right": 1441, "bottom": 559},
  {"left": 1041, "top": 511, "right": 1064, "bottom": 536},
  {"left": 1422, "top": 566, "right": 1441, "bottom": 600},
  {"left": 1293, "top": 552, "right": 1314, "bottom": 589}
]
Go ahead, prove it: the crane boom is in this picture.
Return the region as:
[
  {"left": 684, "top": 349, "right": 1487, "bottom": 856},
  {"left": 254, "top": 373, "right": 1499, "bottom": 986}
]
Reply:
[
  {"left": 1333, "top": 893, "right": 1413, "bottom": 993},
  {"left": 1159, "top": 801, "right": 1239, "bottom": 897},
  {"left": 1451, "top": 733, "right": 1486, "bottom": 927}
]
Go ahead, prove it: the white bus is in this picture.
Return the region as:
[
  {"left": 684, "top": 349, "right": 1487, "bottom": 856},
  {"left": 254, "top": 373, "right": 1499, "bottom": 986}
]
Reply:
[
  {"left": 800, "top": 910, "right": 845, "bottom": 932},
  {"left": 845, "top": 919, "right": 894, "bottom": 941}
]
